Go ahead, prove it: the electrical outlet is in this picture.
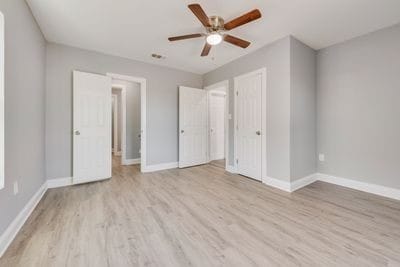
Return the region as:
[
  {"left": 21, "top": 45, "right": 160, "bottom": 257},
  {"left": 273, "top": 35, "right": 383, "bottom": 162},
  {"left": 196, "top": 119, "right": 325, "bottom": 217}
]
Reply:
[
  {"left": 13, "top": 181, "right": 19, "bottom": 195},
  {"left": 318, "top": 153, "right": 325, "bottom": 162}
]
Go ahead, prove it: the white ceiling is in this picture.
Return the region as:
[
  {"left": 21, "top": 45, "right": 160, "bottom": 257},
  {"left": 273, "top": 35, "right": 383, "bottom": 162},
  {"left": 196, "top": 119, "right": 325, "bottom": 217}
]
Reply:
[{"left": 26, "top": 0, "right": 400, "bottom": 74}]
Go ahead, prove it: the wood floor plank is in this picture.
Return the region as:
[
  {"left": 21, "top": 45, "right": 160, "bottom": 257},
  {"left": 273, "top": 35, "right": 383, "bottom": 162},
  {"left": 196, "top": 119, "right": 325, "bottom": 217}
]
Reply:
[{"left": 1, "top": 157, "right": 400, "bottom": 266}]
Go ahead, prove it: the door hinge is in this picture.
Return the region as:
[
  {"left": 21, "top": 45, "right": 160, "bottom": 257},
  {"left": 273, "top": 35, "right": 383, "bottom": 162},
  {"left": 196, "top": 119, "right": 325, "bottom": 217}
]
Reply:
[
  {"left": 236, "top": 159, "right": 239, "bottom": 164},
  {"left": 236, "top": 91, "right": 238, "bottom": 96}
]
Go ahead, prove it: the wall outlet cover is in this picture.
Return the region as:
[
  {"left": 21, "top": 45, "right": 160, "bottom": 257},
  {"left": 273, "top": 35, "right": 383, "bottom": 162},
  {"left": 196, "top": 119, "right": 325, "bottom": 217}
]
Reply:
[{"left": 319, "top": 153, "right": 325, "bottom": 162}]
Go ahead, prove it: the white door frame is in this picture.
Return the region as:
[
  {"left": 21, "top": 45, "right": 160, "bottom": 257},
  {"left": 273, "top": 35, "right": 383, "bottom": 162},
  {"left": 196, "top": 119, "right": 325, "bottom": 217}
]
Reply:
[
  {"left": 0, "top": 11, "right": 4, "bottom": 190},
  {"left": 233, "top": 68, "right": 267, "bottom": 182},
  {"left": 112, "top": 94, "right": 119, "bottom": 154},
  {"left": 107, "top": 73, "right": 147, "bottom": 171},
  {"left": 204, "top": 80, "right": 229, "bottom": 171}
]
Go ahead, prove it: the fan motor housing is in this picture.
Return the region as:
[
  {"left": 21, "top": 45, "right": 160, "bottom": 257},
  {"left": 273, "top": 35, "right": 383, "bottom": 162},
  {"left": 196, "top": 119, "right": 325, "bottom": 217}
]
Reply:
[{"left": 208, "top": 16, "right": 225, "bottom": 32}]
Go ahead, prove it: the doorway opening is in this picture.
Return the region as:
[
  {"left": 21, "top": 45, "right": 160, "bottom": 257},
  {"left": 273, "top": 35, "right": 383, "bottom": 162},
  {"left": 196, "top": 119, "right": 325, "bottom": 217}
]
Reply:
[
  {"left": 208, "top": 89, "right": 226, "bottom": 168},
  {"left": 72, "top": 71, "right": 147, "bottom": 185},
  {"left": 108, "top": 73, "right": 146, "bottom": 172},
  {"left": 204, "top": 80, "right": 229, "bottom": 171}
]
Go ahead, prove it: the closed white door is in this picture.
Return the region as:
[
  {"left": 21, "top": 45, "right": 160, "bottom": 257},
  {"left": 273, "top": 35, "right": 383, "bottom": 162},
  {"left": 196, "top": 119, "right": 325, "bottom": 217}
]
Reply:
[
  {"left": 179, "top": 86, "right": 208, "bottom": 168},
  {"left": 209, "top": 91, "right": 225, "bottom": 160},
  {"left": 73, "top": 71, "right": 112, "bottom": 184},
  {"left": 236, "top": 73, "right": 262, "bottom": 181}
]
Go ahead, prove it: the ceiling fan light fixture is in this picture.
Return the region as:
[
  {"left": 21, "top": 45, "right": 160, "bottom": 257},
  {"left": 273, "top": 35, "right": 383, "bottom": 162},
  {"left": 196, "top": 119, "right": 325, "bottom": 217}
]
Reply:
[{"left": 206, "top": 33, "right": 222, "bottom": 45}]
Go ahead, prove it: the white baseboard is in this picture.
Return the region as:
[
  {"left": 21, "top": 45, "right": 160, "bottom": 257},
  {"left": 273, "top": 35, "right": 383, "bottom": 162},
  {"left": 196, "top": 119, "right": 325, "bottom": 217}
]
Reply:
[
  {"left": 226, "top": 165, "right": 237, "bottom": 173},
  {"left": 114, "top": 151, "right": 122, "bottom": 156},
  {"left": 0, "top": 182, "right": 47, "bottom": 257},
  {"left": 122, "top": 158, "right": 140, "bottom": 165},
  {"left": 47, "top": 177, "right": 72, "bottom": 189},
  {"left": 262, "top": 173, "right": 318, "bottom": 193},
  {"left": 316, "top": 173, "right": 400, "bottom": 200},
  {"left": 142, "top": 162, "right": 178, "bottom": 173},
  {"left": 290, "top": 173, "right": 318, "bottom": 192},
  {"left": 263, "top": 177, "right": 291, "bottom": 192},
  {"left": 262, "top": 172, "right": 400, "bottom": 200}
]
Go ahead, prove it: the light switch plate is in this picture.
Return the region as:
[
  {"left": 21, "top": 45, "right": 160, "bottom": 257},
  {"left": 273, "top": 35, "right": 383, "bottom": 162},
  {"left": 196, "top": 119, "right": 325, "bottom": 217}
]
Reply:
[{"left": 318, "top": 153, "right": 325, "bottom": 162}]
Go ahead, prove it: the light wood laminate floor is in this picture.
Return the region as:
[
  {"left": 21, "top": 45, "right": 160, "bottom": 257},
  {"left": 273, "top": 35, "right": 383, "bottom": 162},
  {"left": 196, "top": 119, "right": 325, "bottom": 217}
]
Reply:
[
  {"left": 1, "top": 158, "right": 400, "bottom": 266},
  {"left": 209, "top": 159, "right": 225, "bottom": 169}
]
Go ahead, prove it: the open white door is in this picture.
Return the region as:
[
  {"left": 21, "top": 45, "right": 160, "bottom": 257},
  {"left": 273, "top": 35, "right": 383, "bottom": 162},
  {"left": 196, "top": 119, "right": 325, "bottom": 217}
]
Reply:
[
  {"left": 235, "top": 71, "right": 263, "bottom": 181},
  {"left": 73, "top": 71, "right": 112, "bottom": 184},
  {"left": 179, "top": 86, "right": 208, "bottom": 168},
  {"left": 209, "top": 91, "right": 225, "bottom": 161}
]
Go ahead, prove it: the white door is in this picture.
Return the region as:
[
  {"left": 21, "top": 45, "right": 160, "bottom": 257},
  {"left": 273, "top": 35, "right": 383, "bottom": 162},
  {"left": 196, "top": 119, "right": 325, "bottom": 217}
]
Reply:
[
  {"left": 209, "top": 91, "right": 225, "bottom": 160},
  {"left": 236, "top": 72, "right": 262, "bottom": 181},
  {"left": 179, "top": 86, "right": 208, "bottom": 168},
  {"left": 73, "top": 71, "right": 112, "bottom": 184}
]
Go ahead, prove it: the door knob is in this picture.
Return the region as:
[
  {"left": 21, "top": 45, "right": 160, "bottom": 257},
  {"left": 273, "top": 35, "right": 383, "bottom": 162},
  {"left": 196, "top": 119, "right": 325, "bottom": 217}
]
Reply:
[
  {"left": 75, "top": 130, "right": 81, "bottom": 136},
  {"left": 181, "top": 130, "right": 184, "bottom": 134},
  {"left": 256, "top": 130, "right": 261, "bottom": 135}
]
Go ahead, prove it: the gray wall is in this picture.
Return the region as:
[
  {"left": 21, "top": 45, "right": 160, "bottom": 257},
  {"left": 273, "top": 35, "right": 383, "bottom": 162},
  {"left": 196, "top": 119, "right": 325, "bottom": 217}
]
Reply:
[
  {"left": 112, "top": 79, "right": 141, "bottom": 160},
  {"left": 0, "top": 0, "right": 46, "bottom": 235},
  {"left": 46, "top": 43, "right": 202, "bottom": 180},
  {"left": 290, "top": 37, "right": 317, "bottom": 181},
  {"left": 204, "top": 37, "right": 291, "bottom": 182},
  {"left": 317, "top": 23, "right": 400, "bottom": 189}
]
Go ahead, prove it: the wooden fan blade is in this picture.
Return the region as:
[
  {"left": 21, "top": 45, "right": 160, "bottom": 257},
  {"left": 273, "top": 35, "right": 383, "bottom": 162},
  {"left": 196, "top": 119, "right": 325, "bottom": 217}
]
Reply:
[
  {"left": 224, "top": 35, "right": 251, "bottom": 48},
  {"left": 188, "top": 4, "right": 211, "bottom": 27},
  {"left": 224, "top": 9, "right": 261, "bottom": 30},
  {"left": 168, "top": 34, "right": 203, "bottom": 41},
  {"left": 201, "top": 43, "right": 211, "bottom": 57}
]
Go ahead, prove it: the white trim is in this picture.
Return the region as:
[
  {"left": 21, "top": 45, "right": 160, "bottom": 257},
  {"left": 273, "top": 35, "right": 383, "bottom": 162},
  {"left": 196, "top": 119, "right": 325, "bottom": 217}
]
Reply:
[
  {"left": 263, "top": 177, "right": 291, "bottom": 192},
  {"left": 316, "top": 173, "right": 400, "bottom": 200},
  {"left": 107, "top": 73, "right": 147, "bottom": 171},
  {"left": 261, "top": 172, "right": 400, "bottom": 200},
  {"left": 115, "top": 151, "right": 122, "bottom": 156},
  {"left": 226, "top": 165, "right": 237, "bottom": 174},
  {"left": 290, "top": 174, "right": 318, "bottom": 192},
  {"left": 263, "top": 174, "right": 317, "bottom": 192},
  {"left": 204, "top": 80, "right": 229, "bottom": 171},
  {"left": 142, "top": 162, "right": 178, "bottom": 173},
  {"left": 0, "top": 182, "right": 47, "bottom": 257},
  {"left": 112, "top": 94, "right": 119, "bottom": 155},
  {"left": 47, "top": 177, "right": 73, "bottom": 189},
  {"left": 123, "top": 158, "right": 141, "bottom": 165},
  {"left": 0, "top": 12, "right": 4, "bottom": 190},
  {"left": 233, "top": 68, "right": 267, "bottom": 182}
]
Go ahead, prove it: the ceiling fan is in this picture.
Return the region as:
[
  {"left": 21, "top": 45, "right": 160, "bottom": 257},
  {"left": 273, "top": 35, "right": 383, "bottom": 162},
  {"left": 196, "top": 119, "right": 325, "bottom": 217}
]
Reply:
[{"left": 168, "top": 4, "right": 262, "bottom": 57}]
